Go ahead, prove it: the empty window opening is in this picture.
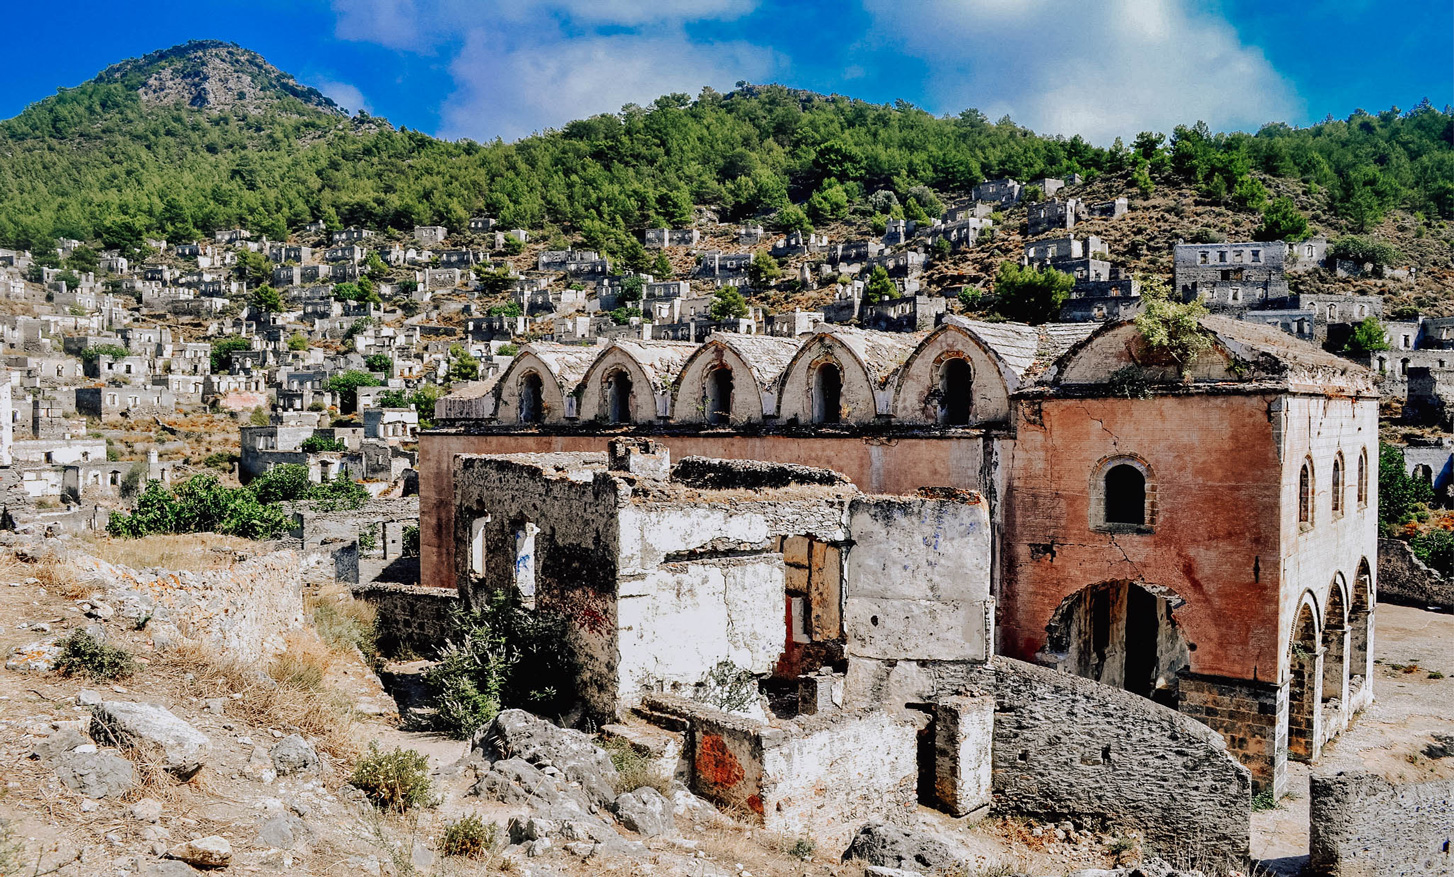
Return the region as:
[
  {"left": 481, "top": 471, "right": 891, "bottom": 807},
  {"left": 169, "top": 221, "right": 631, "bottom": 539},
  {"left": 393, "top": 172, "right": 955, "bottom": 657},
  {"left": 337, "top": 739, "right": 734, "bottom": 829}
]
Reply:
[
  {"left": 469, "top": 514, "right": 490, "bottom": 576},
  {"left": 605, "top": 369, "right": 633, "bottom": 424},
  {"left": 518, "top": 372, "right": 544, "bottom": 424},
  {"left": 812, "top": 362, "right": 843, "bottom": 424},
  {"left": 513, "top": 522, "right": 539, "bottom": 597},
  {"left": 1414, "top": 463, "right": 1434, "bottom": 486},
  {"left": 1357, "top": 450, "right": 1368, "bottom": 507},
  {"left": 938, "top": 358, "right": 972, "bottom": 426},
  {"left": 705, "top": 366, "right": 733, "bottom": 425},
  {"left": 1332, "top": 454, "right": 1345, "bottom": 517},
  {"left": 1105, "top": 464, "right": 1146, "bottom": 526}
]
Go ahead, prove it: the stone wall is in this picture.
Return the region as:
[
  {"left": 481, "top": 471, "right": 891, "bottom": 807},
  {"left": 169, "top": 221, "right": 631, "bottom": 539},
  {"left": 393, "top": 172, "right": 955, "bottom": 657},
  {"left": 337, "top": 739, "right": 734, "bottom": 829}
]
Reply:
[
  {"left": 1309, "top": 771, "right": 1454, "bottom": 876},
  {"left": 74, "top": 549, "right": 316, "bottom": 666},
  {"left": 1178, "top": 673, "right": 1288, "bottom": 797},
  {"left": 970, "top": 658, "right": 1251, "bottom": 864},
  {"left": 354, "top": 582, "right": 460, "bottom": 658},
  {"left": 641, "top": 693, "right": 918, "bottom": 852},
  {"left": 1378, "top": 537, "right": 1454, "bottom": 610}
]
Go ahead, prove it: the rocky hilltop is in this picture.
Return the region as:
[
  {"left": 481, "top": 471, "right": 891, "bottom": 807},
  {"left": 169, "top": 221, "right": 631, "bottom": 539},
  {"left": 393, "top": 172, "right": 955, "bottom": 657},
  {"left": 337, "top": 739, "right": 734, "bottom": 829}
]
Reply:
[{"left": 93, "top": 40, "right": 344, "bottom": 116}]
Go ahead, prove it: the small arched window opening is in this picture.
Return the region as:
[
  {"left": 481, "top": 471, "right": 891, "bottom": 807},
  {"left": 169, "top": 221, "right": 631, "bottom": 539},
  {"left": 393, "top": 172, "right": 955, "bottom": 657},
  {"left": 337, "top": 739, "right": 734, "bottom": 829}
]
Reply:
[
  {"left": 1105, "top": 464, "right": 1146, "bottom": 526},
  {"left": 1299, "top": 460, "right": 1315, "bottom": 527},
  {"left": 705, "top": 366, "right": 733, "bottom": 425},
  {"left": 938, "top": 358, "right": 972, "bottom": 426},
  {"left": 812, "top": 362, "right": 842, "bottom": 424},
  {"left": 1332, "top": 454, "right": 1344, "bottom": 518},
  {"left": 605, "top": 369, "right": 633, "bottom": 424},
  {"left": 518, "top": 372, "right": 544, "bottom": 424},
  {"left": 1356, "top": 449, "right": 1368, "bottom": 508}
]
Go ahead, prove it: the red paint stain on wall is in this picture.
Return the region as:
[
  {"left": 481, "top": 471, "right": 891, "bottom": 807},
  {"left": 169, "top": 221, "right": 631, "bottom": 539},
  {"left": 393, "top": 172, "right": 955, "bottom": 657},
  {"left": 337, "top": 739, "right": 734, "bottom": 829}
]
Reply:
[{"left": 696, "top": 734, "right": 745, "bottom": 788}]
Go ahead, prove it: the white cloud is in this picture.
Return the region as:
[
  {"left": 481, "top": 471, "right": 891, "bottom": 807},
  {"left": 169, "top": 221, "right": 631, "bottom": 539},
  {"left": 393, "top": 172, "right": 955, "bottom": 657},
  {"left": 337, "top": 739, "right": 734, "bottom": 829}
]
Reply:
[
  {"left": 310, "top": 78, "right": 373, "bottom": 114},
  {"left": 439, "top": 29, "right": 779, "bottom": 141},
  {"left": 331, "top": 0, "right": 772, "bottom": 139},
  {"left": 864, "top": 0, "right": 1302, "bottom": 142}
]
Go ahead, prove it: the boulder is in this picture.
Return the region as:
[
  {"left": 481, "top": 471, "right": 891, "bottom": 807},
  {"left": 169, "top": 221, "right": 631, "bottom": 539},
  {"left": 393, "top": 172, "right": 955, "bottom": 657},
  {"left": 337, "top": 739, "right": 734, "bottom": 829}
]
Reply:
[
  {"left": 471, "top": 709, "right": 618, "bottom": 807},
  {"left": 254, "top": 812, "right": 307, "bottom": 850},
  {"left": 31, "top": 726, "right": 89, "bottom": 761},
  {"left": 167, "top": 836, "right": 232, "bottom": 869},
  {"left": 613, "top": 787, "right": 673, "bottom": 837},
  {"left": 148, "top": 862, "right": 203, "bottom": 876},
  {"left": 5, "top": 637, "right": 60, "bottom": 672},
  {"left": 52, "top": 750, "right": 135, "bottom": 798},
  {"left": 91, "top": 701, "right": 210, "bottom": 780},
  {"left": 843, "top": 822, "right": 964, "bottom": 874},
  {"left": 269, "top": 735, "right": 318, "bottom": 775}
]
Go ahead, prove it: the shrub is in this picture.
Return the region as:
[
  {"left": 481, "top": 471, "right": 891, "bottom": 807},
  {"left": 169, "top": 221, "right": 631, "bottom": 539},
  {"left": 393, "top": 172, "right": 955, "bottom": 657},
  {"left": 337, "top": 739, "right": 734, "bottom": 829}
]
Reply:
[
  {"left": 417, "top": 591, "right": 577, "bottom": 739},
  {"left": 311, "top": 472, "right": 369, "bottom": 513},
  {"left": 1380, "top": 443, "right": 1433, "bottom": 530},
  {"left": 402, "top": 525, "right": 420, "bottom": 557},
  {"left": 351, "top": 743, "right": 434, "bottom": 811},
  {"left": 991, "top": 261, "right": 1074, "bottom": 324},
  {"left": 54, "top": 631, "right": 136, "bottom": 681},
  {"left": 694, "top": 659, "right": 757, "bottom": 713},
  {"left": 788, "top": 837, "right": 815, "bottom": 861},
  {"left": 601, "top": 737, "right": 670, "bottom": 795},
  {"left": 1411, "top": 529, "right": 1454, "bottom": 577},
  {"left": 363, "top": 353, "right": 392, "bottom": 374},
  {"left": 107, "top": 474, "right": 293, "bottom": 541},
  {"left": 440, "top": 814, "right": 498, "bottom": 859},
  {"left": 248, "top": 463, "right": 312, "bottom": 504},
  {"left": 300, "top": 435, "right": 347, "bottom": 453}
]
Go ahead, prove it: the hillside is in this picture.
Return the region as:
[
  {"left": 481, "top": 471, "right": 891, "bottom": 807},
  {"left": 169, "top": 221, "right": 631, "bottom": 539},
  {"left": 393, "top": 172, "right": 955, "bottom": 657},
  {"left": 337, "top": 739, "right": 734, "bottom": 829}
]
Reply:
[{"left": 0, "top": 41, "right": 1449, "bottom": 270}]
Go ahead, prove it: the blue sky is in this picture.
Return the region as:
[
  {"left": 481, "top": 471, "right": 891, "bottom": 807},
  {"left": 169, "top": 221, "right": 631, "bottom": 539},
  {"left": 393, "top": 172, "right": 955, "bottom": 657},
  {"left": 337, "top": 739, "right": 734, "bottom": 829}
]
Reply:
[{"left": 0, "top": 0, "right": 1448, "bottom": 144}]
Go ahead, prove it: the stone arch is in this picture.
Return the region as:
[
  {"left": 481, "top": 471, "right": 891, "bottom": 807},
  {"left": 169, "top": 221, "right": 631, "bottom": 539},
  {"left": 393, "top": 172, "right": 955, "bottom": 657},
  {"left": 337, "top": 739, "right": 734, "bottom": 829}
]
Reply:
[
  {"left": 1287, "top": 594, "right": 1323, "bottom": 763},
  {"left": 776, "top": 334, "right": 878, "bottom": 425},
  {"left": 1040, "top": 580, "right": 1190, "bottom": 707},
  {"left": 1089, "top": 454, "right": 1157, "bottom": 532},
  {"left": 890, "top": 322, "right": 1017, "bottom": 426},
  {"left": 1348, "top": 558, "right": 1374, "bottom": 699},
  {"left": 495, "top": 351, "right": 572, "bottom": 424},
  {"left": 1322, "top": 574, "right": 1349, "bottom": 711},
  {"left": 812, "top": 361, "right": 843, "bottom": 424},
  {"left": 671, "top": 340, "right": 768, "bottom": 424},
  {"left": 517, "top": 371, "right": 545, "bottom": 424},
  {"left": 578, "top": 346, "right": 660, "bottom": 424}
]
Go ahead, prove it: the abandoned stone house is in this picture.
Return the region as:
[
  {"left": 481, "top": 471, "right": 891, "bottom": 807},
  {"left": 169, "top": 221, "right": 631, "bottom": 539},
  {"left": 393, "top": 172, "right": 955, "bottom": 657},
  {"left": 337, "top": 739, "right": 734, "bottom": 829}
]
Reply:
[
  {"left": 447, "top": 443, "right": 1251, "bottom": 857},
  {"left": 1174, "top": 241, "right": 1289, "bottom": 307},
  {"left": 421, "top": 316, "right": 1378, "bottom": 796}
]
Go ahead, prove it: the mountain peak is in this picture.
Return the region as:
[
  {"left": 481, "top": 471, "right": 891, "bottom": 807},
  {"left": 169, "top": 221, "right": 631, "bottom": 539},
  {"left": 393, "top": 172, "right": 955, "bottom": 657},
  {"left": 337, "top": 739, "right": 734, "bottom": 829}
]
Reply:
[{"left": 93, "top": 40, "right": 345, "bottom": 116}]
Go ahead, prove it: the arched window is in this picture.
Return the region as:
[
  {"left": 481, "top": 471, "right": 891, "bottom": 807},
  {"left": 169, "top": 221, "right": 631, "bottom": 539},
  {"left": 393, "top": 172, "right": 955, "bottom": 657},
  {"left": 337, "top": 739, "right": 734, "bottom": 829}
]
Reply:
[
  {"left": 812, "top": 362, "right": 842, "bottom": 424},
  {"left": 1299, "top": 459, "right": 1314, "bottom": 526},
  {"left": 518, "top": 372, "right": 544, "bottom": 424},
  {"left": 705, "top": 366, "right": 733, "bottom": 425},
  {"left": 1356, "top": 449, "right": 1368, "bottom": 508},
  {"left": 938, "top": 358, "right": 972, "bottom": 426},
  {"left": 605, "top": 369, "right": 634, "bottom": 424},
  {"left": 1332, "top": 453, "right": 1344, "bottom": 518},
  {"left": 1105, "top": 464, "right": 1146, "bottom": 526}
]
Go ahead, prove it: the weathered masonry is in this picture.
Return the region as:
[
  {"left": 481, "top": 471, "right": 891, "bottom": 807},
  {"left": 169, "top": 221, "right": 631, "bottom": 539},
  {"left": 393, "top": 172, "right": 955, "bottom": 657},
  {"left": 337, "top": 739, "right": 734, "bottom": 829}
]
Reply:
[
  {"left": 448, "top": 442, "right": 1250, "bottom": 860},
  {"left": 421, "top": 315, "right": 1379, "bottom": 796}
]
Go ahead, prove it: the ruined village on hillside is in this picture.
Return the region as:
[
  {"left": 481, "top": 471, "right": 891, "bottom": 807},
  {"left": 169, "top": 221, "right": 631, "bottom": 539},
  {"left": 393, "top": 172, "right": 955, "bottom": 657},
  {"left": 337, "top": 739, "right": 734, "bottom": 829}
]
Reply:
[{"left": 0, "top": 41, "right": 1450, "bottom": 877}]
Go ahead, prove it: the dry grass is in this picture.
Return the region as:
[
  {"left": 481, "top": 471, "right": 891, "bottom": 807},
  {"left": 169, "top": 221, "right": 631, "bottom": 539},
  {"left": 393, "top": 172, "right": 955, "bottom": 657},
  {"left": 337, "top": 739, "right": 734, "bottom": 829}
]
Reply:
[
  {"left": 159, "top": 639, "right": 360, "bottom": 760},
  {"left": 20, "top": 553, "right": 95, "bottom": 600},
  {"left": 77, "top": 533, "right": 258, "bottom": 571},
  {"left": 308, "top": 582, "right": 379, "bottom": 664},
  {"left": 268, "top": 631, "right": 335, "bottom": 690}
]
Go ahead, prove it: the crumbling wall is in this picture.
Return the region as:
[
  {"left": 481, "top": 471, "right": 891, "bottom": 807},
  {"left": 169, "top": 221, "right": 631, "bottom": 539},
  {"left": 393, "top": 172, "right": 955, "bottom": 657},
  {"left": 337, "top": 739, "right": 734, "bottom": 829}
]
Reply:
[
  {"left": 1309, "top": 771, "right": 1454, "bottom": 876},
  {"left": 969, "top": 658, "right": 1250, "bottom": 863},
  {"left": 74, "top": 550, "right": 315, "bottom": 665},
  {"left": 1377, "top": 537, "right": 1454, "bottom": 610},
  {"left": 844, "top": 493, "right": 993, "bottom": 709},
  {"left": 355, "top": 582, "right": 459, "bottom": 657},
  {"left": 641, "top": 693, "right": 917, "bottom": 851}
]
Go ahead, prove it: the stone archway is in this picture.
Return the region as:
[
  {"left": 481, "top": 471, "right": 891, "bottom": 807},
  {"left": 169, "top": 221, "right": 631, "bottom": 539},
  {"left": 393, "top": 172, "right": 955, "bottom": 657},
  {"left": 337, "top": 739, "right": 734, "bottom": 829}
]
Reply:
[
  {"left": 1287, "top": 598, "right": 1323, "bottom": 763},
  {"left": 1040, "top": 580, "right": 1191, "bottom": 707}
]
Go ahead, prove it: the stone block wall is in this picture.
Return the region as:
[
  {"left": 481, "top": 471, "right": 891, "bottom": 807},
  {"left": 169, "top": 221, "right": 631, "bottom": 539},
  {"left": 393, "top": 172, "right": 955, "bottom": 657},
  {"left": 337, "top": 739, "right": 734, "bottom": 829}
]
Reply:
[
  {"left": 1309, "top": 771, "right": 1454, "bottom": 876},
  {"left": 641, "top": 693, "right": 918, "bottom": 852},
  {"left": 1378, "top": 537, "right": 1454, "bottom": 611},
  {"left": 1179, "top": 673, "right": 1288, "bottom": 796},
  {"left": 931, "top": 695, "right": 994, "bottom": 816},
  {"left": 354, "top": 582, "right": 460, "bottom": 658},
  {"left": 970, "top": 658, "right": 1251, "bottom": 864}
]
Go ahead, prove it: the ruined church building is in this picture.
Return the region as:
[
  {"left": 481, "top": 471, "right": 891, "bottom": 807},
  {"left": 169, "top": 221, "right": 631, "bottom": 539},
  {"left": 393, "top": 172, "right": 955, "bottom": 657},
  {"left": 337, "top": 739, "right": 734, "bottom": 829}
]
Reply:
[{"left": 420, "top": 315, "right": 1378, "bottom": 796}]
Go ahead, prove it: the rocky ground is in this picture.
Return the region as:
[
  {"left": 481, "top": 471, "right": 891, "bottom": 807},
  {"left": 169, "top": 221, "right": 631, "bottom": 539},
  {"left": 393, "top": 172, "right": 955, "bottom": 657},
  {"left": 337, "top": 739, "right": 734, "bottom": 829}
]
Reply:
[{"left": 0, "top": 531, "right": 1402, "bottom": 877}]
